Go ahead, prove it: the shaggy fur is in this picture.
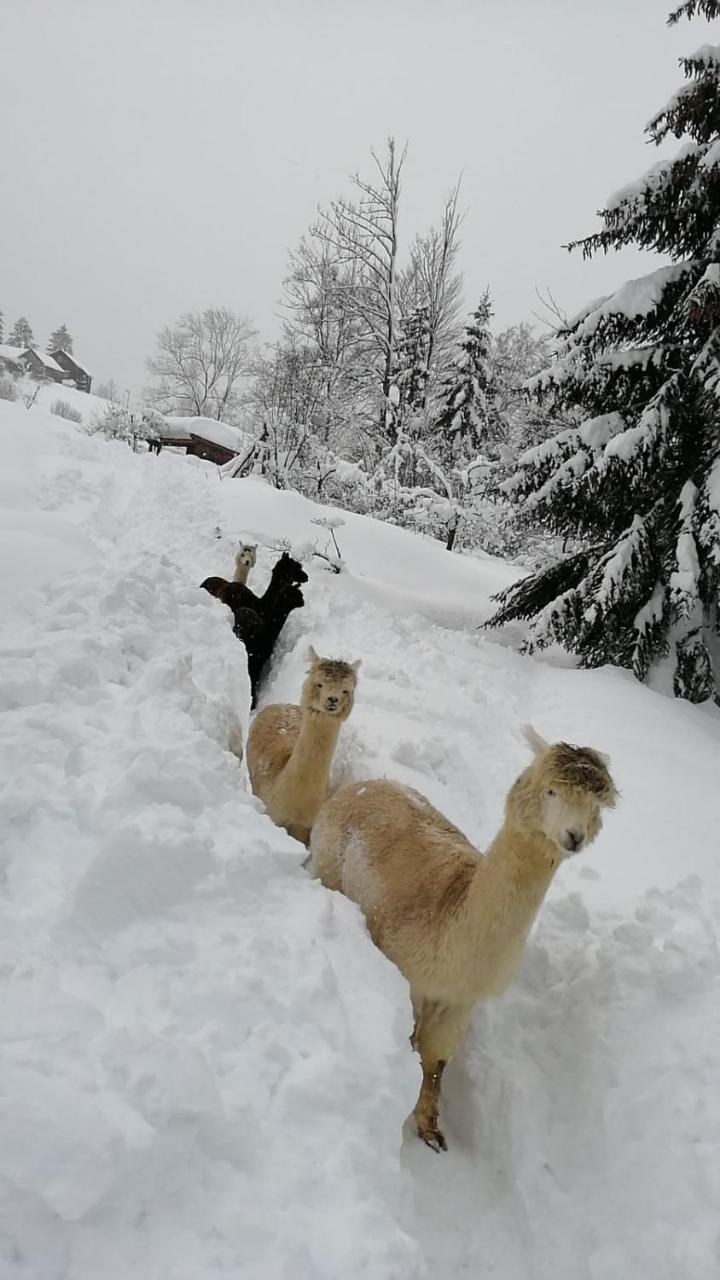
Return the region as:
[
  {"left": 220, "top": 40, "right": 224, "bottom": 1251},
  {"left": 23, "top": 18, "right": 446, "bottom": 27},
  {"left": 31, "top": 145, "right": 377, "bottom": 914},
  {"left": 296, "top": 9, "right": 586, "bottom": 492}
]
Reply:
[
  {"left": 233, "top": 542, "right": 257, "bottom": 585},
  {"left": 310, "top": 725, "right": 617, "bottom": 1152},
  {"left": 246, "top": 646, "right": 360, "bottom": 846},
  {"left": 234, "top": 585, "right": 305, "bottom": 706}
]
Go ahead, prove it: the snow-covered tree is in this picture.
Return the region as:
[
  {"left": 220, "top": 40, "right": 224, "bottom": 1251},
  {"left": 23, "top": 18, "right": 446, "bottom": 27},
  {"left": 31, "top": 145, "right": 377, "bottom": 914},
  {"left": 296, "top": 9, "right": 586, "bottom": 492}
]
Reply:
[
  {"left": 146, "top": 307, "right": 256, "bottom": 421},
  {"left": 395, "top": 304, "right": 431, "bottom": 413},
  {"left": 314, "top": 138, "right": 407, "bottom": 442},
  {"left": 397, "top": 184, "right": 464, "bottom": 401},
  {"left": 95, "top": 378, "right": 120, "bottom": 403},
  {"left": 488, "top": 0, "right": 720, "bottom": 703},
  {"left": 432, "top": 293, "right": 495, "bottom": 462},
  {"left": 48, "top": 324, "right": 73, "bottom": 354},
  {"left": 9, "top": 317, "right": 34, "bottom": 349},
  {"left": 490, "top": 323, "right": 556, "bottom": 461}
]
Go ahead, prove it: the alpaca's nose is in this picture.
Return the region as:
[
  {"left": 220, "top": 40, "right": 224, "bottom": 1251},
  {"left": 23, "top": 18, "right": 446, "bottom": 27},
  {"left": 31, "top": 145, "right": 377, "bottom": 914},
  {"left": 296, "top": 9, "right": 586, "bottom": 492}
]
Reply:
[
  {"left": 564, "top": 830, "right": 583, "bottom": 852},
  {"left": 326, "top": 695, "right": 339, "bottom": 709}
]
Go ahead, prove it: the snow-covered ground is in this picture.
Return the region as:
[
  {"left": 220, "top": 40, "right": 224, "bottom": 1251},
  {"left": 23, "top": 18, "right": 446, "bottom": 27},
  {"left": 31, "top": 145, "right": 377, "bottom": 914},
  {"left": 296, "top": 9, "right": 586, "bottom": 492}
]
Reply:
[
  {"left": 16, "top": 381, "right": 115, "bottom": 424},
  {"left": 1, "top": 401, "right": 719, "bottom": 1279}
]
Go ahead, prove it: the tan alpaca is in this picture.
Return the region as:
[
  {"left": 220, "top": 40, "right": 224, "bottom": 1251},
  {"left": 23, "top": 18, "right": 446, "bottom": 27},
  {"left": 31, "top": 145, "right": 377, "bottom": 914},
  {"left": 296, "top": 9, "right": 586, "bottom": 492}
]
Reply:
[
  {"left": 310, "top": 726, "right": 617, "bottom": 1152},
  {"left": 246, "top": 646, "right": 360, "bottom": 846},
  {"left": 233, "top": 543, "right": 257, "bottom": 584}
]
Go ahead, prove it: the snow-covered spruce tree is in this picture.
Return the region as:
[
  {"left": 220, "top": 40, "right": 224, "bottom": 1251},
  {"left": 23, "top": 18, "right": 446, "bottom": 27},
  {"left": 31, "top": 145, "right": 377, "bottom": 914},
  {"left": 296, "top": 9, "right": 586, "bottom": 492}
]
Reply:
[
  {"left": 395, "top": 304, "right": 431, "bottom": 414},
  {"left": 488, "top": 1, "right": 720, "bottom": 703},
  {"left": 9, "top": 317, "right": 34, "bottom": 349},
  {"left": 48, "top": 324, "right": 73, "bottom": 354},
  {"left": 432, "top": 293, "right": 495, "bottom": 463}
]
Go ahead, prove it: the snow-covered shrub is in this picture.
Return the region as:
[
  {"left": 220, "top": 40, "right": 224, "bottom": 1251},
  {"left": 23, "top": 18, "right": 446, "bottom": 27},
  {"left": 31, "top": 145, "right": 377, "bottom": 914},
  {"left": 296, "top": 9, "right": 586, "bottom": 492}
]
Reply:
[
  {"left": 310, "top": 516, "right": 345, "bottom": 572},
  {"left": 0, "top": 375, "right": 18, "bottom": 402},
  {"left": 18, "top": 378, "right": 41, "bottom": 409},
  {"left": 88, "top": 405, "right": 166, "bottom": 451},
  {"left": 51, "top": 399, "right": 83, "bottom": 423},
  {"left": 88, "top": 404, "right": 135, "bottom": 443}
]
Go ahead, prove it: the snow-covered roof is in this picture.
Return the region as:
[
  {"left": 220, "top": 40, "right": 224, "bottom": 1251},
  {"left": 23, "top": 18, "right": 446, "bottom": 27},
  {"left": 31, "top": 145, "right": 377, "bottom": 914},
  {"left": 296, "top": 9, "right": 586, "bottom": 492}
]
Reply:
[
  {"left": 0, "top": 344, "right": 26, "bottom": 363},
  {"left": 31, "top": 351, "right": 65, "bottom": 373},
  {"left": 162, "top": 415, "right": 251, "bottom": 454},
  {"left": 4, "top": 347, "right": 65, "bottom": 373},
  {"left": 51, "top": 349, "right": 90, "bottom": 375}
]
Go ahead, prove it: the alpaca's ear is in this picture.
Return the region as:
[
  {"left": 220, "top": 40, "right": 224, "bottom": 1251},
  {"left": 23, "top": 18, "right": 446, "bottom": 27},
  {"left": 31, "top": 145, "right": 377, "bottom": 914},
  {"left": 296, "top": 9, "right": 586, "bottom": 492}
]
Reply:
[
  {"left": 306, "top": 644, "right": 319, "bottom": 668},
  {"left": 523, "top": 724, "right": 550, "bottom": 757},
  {"left": 251, "top": 544, "right": 257, "bottom": 551},
  {"left": 351, "top": 659, "right": 362, "bottom": 674}
]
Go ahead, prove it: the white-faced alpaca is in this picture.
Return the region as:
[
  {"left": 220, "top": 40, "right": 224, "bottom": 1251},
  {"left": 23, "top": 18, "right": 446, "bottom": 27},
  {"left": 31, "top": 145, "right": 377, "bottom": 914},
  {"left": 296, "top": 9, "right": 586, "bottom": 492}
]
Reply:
[
  {"left": 310, "top": 726, "right": 617, "bottom": 1152},
  {"left": 233, "top": 542, "right": 257, "bottom": 584},
  {"left": 246, "top": 646, "right": 360, "bottom": 847}
]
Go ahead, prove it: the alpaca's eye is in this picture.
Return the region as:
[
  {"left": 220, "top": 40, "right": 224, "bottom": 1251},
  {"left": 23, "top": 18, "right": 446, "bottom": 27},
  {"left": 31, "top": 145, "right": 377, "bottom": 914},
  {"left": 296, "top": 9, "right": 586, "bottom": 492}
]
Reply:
[
  {"left": 315, "top": 683, "right": 322, "bottom": 690},
  {"left": 547, "top": 788, "right": 556, "bottom": 798}
]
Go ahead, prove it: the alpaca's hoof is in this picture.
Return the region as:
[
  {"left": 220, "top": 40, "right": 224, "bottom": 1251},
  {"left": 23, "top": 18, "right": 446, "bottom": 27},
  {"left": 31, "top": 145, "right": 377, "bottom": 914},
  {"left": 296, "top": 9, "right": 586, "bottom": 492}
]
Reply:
[{"left": 418, "top": 1122, "right": 447, "bottom": 1153}]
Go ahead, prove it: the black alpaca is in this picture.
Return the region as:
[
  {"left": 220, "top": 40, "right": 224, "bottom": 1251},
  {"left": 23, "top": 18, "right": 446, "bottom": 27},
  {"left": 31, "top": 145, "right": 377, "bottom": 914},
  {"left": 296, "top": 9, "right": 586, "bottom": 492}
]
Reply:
[
  {"left": 234, "top": 584, "right": 305, "bottom": 705},
  {"left": 200, "top": 552, "right": 307, "bottom": 619}
]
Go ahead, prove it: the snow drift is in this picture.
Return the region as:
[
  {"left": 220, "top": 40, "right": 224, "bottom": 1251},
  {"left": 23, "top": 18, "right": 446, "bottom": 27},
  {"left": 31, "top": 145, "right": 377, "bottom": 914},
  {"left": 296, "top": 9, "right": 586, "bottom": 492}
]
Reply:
[{"left": 0, "top": 400, "right": 718, "bottom": 1279}]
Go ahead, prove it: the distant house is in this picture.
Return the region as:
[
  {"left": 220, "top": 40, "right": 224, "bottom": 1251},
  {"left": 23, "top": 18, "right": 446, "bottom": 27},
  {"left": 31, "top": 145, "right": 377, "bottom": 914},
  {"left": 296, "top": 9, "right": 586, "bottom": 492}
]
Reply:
[
  {"left": 158, "top": 415, "right": 251, "bottom": 466},
  {"left": 50, "top": 349, "right": 92, "bottom": 394},
  {"left": 0, "top": 344, "right": 26, "bottom": 377},
  {"left": 17, "top": 349, "right": 66, "bottom": 384}
]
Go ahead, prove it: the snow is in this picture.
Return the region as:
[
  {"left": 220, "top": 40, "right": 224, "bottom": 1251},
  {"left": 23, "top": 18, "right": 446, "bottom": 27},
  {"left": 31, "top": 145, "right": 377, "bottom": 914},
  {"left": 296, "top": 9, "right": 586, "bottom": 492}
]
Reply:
[
  {"left": 699, "top": 137, "right": 720, "bottom": 170},
  {"left": 51, "top": 351, "right": 90, "bottom": 376},
  {"left": 163, "top": 415, "right": 252, "bottom": 455},
  {"left": 633, "top": 580, "right": 665, "bottom": 635},
  {"left": 20, "top": 382, "right": 115, "bottom": 423},
  {"left": 605, "top": 144, "right": 698, "bottom": 212},
  {"left": 0, "top": 343, "right": 27, "bottom": 364},
  {"left": 1, "top": 401, "right": 719, "bottom": 1278},
  {"left": 686, "top": 41, "right": 720, "bottom": 67},
  {"left": 31, "top": 352, "right": 65, "bottom": 374},
  {"left": 574, "top": 264, "right": 691, "bottom": 340},
  {"left": 578, "top": 411, "right": 626, "bottom": 450}
]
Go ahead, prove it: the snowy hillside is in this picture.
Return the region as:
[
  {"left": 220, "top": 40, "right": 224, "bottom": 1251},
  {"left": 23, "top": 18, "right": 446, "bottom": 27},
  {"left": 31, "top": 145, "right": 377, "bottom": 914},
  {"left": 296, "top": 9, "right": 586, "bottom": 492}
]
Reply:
[
  {"left": 19, "top": 382, "right": 115, "bottom": 423},
  {"left": 1, "top": 402, "right": 719, "bottom": 1280}
]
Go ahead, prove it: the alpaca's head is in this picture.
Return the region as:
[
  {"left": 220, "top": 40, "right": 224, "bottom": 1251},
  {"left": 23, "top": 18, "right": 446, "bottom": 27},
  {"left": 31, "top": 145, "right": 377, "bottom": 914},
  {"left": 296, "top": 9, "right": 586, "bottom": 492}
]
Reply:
[
  {"left": 509, "top": 725, "right": 618, "bottom": 857},
  {"left": 236, "top": 543, "right": 257, "bottom": 570},
  {"left": 271, "top": 552, "right": 308, "bottom": 588},
  {"left": 201, "top": 576, "right": 230, "bottom": 599},
  {"left": 301, "top": 645, "right": 360, "bottom": 720}
]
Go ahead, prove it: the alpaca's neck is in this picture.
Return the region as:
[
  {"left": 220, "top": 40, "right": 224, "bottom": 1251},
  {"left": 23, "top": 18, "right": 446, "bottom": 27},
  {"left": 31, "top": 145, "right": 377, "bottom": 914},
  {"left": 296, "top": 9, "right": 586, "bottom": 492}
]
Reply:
[
  {"left": 262, "top": 600, "right": 295, "bottom": 647},
  {"left": 260, "top": 576, "right": 281, "bottom": 606},
  {"left": 283, "top": 709, "right": 341, "bottom": 791},
  {"left": 455, "top": 819, "right": 560, "bottom": 997},
  {"left": 233, "top": 561, "right": 250, "bottom": 584}
]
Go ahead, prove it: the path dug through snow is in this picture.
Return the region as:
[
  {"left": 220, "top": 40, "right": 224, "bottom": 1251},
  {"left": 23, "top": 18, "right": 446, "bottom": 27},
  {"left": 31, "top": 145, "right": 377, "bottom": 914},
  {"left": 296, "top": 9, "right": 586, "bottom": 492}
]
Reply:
[{"left": 1, "top": 403, "right": 719, "bottom": 1279}]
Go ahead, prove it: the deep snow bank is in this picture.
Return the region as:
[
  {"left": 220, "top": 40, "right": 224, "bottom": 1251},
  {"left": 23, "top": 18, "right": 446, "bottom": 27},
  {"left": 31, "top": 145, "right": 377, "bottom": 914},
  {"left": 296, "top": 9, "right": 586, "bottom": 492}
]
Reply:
[
  {"left": 1, "top": 402, "right": 719, "bottom": 1280},
  {"left": 0, "top": 403, "right": 424, "bottom": 1279}
]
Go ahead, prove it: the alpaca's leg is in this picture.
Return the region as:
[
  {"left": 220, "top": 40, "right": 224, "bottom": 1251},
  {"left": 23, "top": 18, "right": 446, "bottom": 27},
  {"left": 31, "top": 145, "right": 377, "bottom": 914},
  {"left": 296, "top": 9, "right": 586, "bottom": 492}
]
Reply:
[{"left": 412, "top": 1000, "right": 472, "bottom": 1152}]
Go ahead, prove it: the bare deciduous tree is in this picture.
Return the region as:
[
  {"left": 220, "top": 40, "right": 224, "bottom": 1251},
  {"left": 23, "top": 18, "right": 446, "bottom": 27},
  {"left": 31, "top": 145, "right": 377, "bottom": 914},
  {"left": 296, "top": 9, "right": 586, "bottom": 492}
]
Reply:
[
  {"left": 245, "top": 341, "right": 330, "bottom": 487},
  {"left": 399, "top": 183, "right": 464, "bottom": 401},
  {"left": 146, "top": 307, "right": 256, "bottom": 421},
  {"left": 314, "top": 137, "right": 407, "bottom": 437}
]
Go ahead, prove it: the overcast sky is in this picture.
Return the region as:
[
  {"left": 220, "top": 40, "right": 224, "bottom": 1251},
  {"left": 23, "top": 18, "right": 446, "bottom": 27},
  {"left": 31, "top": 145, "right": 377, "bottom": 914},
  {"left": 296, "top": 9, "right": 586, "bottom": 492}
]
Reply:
[{"left": 1, "top": 0, "right": 708, "bottom": 395}]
